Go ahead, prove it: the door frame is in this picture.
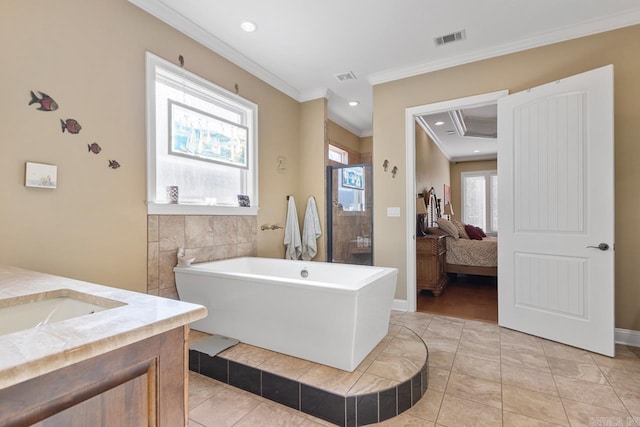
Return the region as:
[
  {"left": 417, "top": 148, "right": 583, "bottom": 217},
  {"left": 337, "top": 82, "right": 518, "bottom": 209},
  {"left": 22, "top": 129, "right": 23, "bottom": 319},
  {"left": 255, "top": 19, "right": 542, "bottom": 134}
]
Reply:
[{"left": 404, "top": 90, "right": 508, "bottom": 312}]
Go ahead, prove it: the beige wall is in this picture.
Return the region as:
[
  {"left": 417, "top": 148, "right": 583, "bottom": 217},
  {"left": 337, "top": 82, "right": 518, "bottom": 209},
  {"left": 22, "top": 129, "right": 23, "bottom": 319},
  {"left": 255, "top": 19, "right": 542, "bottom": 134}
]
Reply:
[
  {"left": 360, "top": 136, "right": 373, "bottom": 159},
  {"left": 373, "top": 24, "right": 640, "bottom": 330},
  {"left": 415, "top": 124, "right": 450, "bottom": 200},
  {"left": 449, "top": 160, "right": 498, "bottom": 223},
  {"left": 0, "top": 0, "right": 300, "bottom": 291},
  {"left": 299, "top": 99, "right": 327, "bottom": 261},
  {"left": 328, "top": 120, "right": 360, "bottom": 154}
]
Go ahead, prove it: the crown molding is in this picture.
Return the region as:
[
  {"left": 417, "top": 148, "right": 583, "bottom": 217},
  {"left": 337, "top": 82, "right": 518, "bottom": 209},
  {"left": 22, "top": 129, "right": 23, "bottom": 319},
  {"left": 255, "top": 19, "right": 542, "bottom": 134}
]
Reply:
[
  {"left": 416, "top": 116, "right": 497, "bottom": 162},
  {"left": 128, "top": 0, "right": 300, "bottom": 101},
  {"left": 451, "top": 154, "right": 497, "bottom": 163},
  {"left": 299, "top": 89, "right": 372, "bottom": 137},
  {"left": 415, "top": 116, "right": 452, "bottom": 161},
  {"left": 369, "top": 9, "right": 640, "bottom": 85},
  {"left": 359, "top": 129, "right": 374, "bottom": 139},
  {"left": 299, "top": 88, "right": 329, "bottom": 103},
  {"left": 327, "top": 111, "right": 371, "bottom": 138}
]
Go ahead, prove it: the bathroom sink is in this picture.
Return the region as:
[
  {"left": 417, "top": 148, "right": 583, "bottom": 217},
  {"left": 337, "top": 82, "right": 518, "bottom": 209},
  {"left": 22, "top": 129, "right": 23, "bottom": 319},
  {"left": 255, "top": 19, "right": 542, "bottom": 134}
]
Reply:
[{"left": 0, "top": 289, "right": 125, "bottom": 335}]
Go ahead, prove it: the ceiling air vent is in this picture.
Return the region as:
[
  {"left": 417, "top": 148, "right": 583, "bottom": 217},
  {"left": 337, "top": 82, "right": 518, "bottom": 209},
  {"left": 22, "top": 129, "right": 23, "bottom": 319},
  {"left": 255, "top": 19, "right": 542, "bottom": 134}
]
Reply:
[
  {"left": 434, "top": 30, "right": 466, "bottom": 47},
  {"left": 334, "top": 71, "right": 357, "bottom": 83}
]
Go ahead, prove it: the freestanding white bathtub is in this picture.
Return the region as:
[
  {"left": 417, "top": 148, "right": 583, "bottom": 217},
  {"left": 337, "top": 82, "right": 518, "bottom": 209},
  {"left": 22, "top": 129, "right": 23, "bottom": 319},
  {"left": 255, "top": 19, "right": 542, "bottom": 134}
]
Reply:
[{"left": 175, "top": 257, "right": 397, "bottom": 372}]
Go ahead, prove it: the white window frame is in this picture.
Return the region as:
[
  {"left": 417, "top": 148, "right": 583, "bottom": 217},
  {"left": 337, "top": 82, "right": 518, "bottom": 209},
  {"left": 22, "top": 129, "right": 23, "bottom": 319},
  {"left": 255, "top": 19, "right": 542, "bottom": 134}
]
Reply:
[
  {"left": 145, "top": 52, "right": 258, "bottom": 215},
  {"left": 328, "top": 144, "right": 348, "bottom": 164},
  {"left": 461, "top": 169, "right": 498, "bottom": 235}
]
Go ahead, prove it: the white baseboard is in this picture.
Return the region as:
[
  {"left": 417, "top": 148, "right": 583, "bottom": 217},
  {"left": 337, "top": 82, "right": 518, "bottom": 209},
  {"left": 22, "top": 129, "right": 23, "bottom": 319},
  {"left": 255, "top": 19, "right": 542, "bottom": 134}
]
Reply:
[
  {"left": 392, "top": 299, "right": 408, "bottom": 312},
  {"left": 615, "top": 328, "right": 640, "bottom": 347}
]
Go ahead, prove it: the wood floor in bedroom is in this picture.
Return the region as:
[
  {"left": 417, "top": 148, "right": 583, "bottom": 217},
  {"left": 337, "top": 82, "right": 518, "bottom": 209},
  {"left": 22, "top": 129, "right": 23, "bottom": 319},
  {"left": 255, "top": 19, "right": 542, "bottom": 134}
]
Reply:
[{"left": 417, "top": 274, "right": 498, "bottom": 323}]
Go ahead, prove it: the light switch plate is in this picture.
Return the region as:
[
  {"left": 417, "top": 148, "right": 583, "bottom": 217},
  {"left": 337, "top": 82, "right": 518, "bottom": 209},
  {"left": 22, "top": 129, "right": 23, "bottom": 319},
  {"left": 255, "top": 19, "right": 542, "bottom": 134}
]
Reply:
[{"left": 387, "top": 207, "right": 401, "bottom": 217}]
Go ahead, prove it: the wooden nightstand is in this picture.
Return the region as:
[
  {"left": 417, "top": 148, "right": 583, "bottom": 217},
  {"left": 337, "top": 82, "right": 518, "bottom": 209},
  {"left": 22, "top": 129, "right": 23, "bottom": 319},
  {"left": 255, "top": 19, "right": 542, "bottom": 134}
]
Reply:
[{"left": 416, "top": 235, "right": 448, "bottom": 296}]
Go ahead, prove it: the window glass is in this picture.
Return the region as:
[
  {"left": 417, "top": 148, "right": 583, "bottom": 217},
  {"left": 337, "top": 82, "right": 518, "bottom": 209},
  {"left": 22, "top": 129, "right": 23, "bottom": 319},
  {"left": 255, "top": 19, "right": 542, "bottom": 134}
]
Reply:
[
  {"left": 146, "top": 53, "right": 257, "bottom": 213},
  {"left": 337, "top": 167, "right": 365, "bottom": 212},
  {"left": 462, "top": 170, "right": 497, "bottom": 234},
  {"left": 463, "top": 175, "right": 487, "bottom": 229}
]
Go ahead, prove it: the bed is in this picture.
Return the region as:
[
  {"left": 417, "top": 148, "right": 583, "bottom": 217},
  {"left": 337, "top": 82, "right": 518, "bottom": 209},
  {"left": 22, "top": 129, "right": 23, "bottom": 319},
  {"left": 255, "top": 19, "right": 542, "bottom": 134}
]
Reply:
[
  {"left": 421, "top": 188, "right": 497, "bottom": 277},
  {"left": 445, "top": 236, "right": 497, "bottom": 277}
]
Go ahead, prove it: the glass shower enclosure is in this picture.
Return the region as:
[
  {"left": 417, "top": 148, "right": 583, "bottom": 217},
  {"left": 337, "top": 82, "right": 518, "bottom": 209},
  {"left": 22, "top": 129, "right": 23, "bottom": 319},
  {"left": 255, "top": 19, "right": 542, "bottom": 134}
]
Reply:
[{"left": 326, "top": 163, "right": 373, "bottom": 265}]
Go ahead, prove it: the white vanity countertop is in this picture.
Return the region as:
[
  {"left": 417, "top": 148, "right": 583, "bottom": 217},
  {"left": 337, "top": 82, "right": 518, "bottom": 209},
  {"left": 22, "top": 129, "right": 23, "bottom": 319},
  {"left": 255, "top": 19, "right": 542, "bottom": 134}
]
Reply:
[{"left": 0, "top": 265, "right": 207, "bottom": 389}]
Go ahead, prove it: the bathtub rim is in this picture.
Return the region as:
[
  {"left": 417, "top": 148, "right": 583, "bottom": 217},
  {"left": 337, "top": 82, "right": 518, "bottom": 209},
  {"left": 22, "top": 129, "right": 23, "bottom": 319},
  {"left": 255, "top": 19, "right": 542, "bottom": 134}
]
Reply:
[{"left": 174, "top": 257, "right": 398, "bottom": 294}]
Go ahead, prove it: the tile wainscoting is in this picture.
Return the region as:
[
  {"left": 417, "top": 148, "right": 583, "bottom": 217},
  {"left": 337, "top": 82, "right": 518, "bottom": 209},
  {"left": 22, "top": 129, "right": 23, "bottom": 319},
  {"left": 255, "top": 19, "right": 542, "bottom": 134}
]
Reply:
[{"left": 147, "top": 215, "right": 257, "bottom": 298}]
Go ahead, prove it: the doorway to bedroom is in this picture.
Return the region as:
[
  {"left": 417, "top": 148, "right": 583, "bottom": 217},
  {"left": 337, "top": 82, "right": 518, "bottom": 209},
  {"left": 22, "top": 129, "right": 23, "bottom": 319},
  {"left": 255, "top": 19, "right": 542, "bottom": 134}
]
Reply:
[
  {"left": 408, "top": 90, "right": 505, "bottom": 323},
  {"left": 414, "top": 146, "right": 499, "bottom": 322},
  {"left": 415, "top": 165, "right": 499, "bottom": 322}
]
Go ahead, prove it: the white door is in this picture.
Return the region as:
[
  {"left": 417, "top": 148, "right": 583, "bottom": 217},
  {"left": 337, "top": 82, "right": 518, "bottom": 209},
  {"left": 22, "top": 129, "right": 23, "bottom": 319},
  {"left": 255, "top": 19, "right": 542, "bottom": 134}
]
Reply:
[{"left": 498, "top": 65, "right": 615, "bottom": 357}]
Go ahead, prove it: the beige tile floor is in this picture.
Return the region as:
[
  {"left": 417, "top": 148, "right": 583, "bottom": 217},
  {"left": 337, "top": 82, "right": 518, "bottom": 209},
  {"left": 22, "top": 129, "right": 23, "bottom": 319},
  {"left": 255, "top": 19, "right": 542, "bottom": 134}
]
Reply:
[{"left": 189, "top": 311, "right": 640, "bottom": 426}]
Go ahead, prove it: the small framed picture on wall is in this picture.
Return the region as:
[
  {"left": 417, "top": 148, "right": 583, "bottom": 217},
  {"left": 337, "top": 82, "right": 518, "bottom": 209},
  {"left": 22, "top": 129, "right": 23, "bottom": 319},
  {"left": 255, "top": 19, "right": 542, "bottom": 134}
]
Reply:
[{"left": 25, "top": 162, "right": 57, "bottom": 189}]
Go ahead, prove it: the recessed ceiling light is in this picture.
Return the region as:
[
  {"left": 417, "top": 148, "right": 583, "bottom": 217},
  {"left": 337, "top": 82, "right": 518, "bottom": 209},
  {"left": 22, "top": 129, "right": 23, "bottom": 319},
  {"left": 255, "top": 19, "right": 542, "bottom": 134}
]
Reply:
[
  {"left": 434, "top": 121, "right": 445, "bottom": 126},
  {"left": 240, "top": 21, "right": 257, "bottom": 32},
  {"left": 473, "top": 150, "right": 480, "bottom": 153},
  {"left": 348, "top": 101, "right": 359, "bottom": 107}
]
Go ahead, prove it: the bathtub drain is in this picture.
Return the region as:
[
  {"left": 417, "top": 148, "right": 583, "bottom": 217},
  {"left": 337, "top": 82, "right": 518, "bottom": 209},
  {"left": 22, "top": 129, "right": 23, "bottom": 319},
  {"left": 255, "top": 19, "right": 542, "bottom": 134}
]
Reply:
[{"left": 300, "top": 269, "right": 309, "bottom": 278}]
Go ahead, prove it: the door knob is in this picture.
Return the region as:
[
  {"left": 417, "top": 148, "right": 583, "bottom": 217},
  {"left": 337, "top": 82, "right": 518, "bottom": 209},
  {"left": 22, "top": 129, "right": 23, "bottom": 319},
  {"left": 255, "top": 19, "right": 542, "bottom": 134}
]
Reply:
[{"left": 586, "top": 243, "right": 609, "bottom": 251}]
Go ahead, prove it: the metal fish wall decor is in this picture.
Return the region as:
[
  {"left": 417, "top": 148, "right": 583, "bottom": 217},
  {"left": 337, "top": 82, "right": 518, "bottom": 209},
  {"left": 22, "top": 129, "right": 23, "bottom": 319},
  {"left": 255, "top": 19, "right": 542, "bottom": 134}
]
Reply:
[
  {"left": 87, "top": 142, "right": 101, "bottom": 154},
  {"left": 28, "top": 91, "right": 58, "bottom": 111},
  {"left": 27, "top": 88, "right": 122, "bottom": 170},
  {"left": 60, "top": 118, "right": 81, "bottom": 134}
]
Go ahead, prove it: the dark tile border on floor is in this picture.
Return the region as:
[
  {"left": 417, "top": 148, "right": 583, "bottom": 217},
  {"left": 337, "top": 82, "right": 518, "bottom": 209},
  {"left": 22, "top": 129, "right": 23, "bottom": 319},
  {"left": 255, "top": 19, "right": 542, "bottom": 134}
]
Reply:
[{"left": 189, "top": 335, "right": 429, "bottom": 426}]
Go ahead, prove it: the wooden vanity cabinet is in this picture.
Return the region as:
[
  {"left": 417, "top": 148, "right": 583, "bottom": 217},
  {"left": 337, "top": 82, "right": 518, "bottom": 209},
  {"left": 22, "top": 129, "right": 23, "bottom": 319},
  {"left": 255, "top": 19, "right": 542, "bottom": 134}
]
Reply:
[
  {"left": 416, "top": 235, "right": 448, "bottom": 296},
  {"left": 0, "top": 326, "right": 189, "bottom": 427}
]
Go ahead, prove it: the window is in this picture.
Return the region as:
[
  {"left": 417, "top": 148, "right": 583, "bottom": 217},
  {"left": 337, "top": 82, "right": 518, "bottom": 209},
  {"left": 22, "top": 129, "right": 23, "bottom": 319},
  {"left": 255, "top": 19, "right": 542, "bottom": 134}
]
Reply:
[
  {"left": 461, "top": 170, "right": 497, "bottom": 234},
  {"left": 338, "top": 167, "right": 365, "bottom": 212},
  {"left": 328, "top": 144, "right": 348, "bottom": 164},
  {"left": 145, "top": 52, "right": 258, "bottom": 215}
]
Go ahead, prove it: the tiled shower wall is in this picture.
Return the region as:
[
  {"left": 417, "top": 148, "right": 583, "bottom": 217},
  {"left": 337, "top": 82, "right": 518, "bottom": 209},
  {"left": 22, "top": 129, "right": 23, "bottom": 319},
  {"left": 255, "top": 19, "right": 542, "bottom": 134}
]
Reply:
[
  {"left": 147, "top": 215, "right": 257, "bottom": 298},
  {"left": 330, "top": 210, "right": 372, "bottom": 263}
]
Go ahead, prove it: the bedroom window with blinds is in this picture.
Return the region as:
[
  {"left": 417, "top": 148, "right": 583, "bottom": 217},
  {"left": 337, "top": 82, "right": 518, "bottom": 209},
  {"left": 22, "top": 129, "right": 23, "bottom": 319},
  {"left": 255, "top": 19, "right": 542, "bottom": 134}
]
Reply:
[
  {"left": 461, "top": 170, "right": 497, "bottom": 234},
  {"left": 145, "top": 52, "right": 258, "bottom": 215}
]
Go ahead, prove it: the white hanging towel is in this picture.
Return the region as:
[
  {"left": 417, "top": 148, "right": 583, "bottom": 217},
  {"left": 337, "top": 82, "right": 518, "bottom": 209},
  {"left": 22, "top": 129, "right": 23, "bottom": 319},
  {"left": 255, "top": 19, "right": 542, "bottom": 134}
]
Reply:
[
  {"left": 283, "top": 196, "right": 302, "bottom": 260},
  {"left": 301, "top": 196, "right": 322, "bottom": 261}
]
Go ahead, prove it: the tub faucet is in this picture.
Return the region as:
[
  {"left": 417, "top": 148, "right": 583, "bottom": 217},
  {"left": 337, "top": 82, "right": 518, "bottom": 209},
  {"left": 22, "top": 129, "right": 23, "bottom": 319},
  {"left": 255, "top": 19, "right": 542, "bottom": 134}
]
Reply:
[{"left": 261, "top": 224, "right": 283, "bottom": 230}]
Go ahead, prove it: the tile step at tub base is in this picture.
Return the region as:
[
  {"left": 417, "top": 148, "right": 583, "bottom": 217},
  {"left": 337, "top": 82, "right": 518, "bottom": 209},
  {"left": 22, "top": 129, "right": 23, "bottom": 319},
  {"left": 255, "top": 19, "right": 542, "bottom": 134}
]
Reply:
[{"left": 189, "top": 326, "right": 429, "bottom": 427}]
